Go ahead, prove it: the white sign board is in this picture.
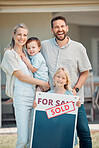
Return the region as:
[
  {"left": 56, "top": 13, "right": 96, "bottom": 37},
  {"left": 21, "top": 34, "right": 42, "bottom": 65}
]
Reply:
[{"left": 30, "top": 92, "right": 79, "bottom": 148}]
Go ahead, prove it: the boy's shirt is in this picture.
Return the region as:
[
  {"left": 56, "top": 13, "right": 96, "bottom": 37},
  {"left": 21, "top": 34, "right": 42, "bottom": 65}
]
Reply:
[{"left": 30, "top": 52, "right": 49, "bottom": 82}]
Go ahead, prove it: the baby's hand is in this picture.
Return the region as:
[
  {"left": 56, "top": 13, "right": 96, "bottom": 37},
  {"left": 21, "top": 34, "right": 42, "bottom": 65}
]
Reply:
[
  {"left": 76, "top": 100, "right": 81, "bottom": 108},
  {"left": 33, "top": 100, "right": 37, "bottom": 108}
]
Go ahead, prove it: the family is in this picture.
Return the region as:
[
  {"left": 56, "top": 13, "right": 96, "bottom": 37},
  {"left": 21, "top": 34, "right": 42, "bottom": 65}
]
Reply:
[{"left": 0, "top": 16, "right": 92, "bottom": 148}]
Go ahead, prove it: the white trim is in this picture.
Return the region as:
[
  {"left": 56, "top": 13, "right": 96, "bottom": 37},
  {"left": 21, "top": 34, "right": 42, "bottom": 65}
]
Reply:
[
  {"left": 0, "top": 0, "right": 99, "bottom": 5},
  {"left": 0, "top": 6, "right": 99, "bottom": 13}
]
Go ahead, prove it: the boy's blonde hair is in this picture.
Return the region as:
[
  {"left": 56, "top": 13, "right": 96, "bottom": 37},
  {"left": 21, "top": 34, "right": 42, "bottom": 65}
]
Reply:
[{"left": 53, "top": 67, "right": 72, "bottom": 91}]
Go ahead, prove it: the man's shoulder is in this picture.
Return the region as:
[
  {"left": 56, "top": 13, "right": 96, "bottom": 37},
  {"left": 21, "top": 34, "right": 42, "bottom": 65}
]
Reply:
[
  {"left": 70, "top": 39, "right": 84, "bottom": 48},
  {"left": 41, "top": 38, "right": 54, "bottom": 45}
]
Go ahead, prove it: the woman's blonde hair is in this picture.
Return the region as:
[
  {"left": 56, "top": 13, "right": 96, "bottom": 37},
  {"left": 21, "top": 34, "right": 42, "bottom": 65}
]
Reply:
[
  {"left": 4, "top": 23, "right": 28, "bottom": 53},
  {"left": 53, "top": 67, "right": 72, "bottom": 91}
]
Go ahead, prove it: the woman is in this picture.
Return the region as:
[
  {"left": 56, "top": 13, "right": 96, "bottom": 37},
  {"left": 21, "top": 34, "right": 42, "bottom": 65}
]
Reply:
[{"left": 0, "top": 23, "right": 50, "bottom": 148}]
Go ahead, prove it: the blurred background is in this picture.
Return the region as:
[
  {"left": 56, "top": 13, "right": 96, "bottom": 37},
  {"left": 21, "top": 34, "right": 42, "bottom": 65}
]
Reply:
[{"left": 0, "top": 0, "right": 99, "bottom": 128}]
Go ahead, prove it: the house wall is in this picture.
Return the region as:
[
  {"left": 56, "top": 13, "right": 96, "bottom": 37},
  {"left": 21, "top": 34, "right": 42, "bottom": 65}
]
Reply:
[
  {"left": 0, "top": 13, "right": 52, "bottom": 53},
  {"left": 67, "top": 23, "right": 80, "bottom": 42},
  {"left": 79, "top": 26, "right": 99, "bottom": 70},
  {"left": 68, "top": 25, "right": 99, "bottom": 75},
  {"left": 0, "top": 13, "right": 52, "bottom": 75}
]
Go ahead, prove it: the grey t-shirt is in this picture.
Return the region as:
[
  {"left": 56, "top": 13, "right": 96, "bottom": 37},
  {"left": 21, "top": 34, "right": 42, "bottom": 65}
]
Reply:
[{"left": 41, "top": 37, "right": 92, "bottom": 103}]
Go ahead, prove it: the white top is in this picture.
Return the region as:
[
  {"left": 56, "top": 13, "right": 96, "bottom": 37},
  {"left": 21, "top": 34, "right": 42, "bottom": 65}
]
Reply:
[
  {"left": 41, "top": 37, "right": 92, "bottom": 103},
  {"left": 0, "top": 49, "right": 34, "bottom": 98},
  {"left": 13, "top": 56, "right": 35, "bottom": 106},
  {"left": 30, "top": 52, "right": 49, "bottom": 82}
]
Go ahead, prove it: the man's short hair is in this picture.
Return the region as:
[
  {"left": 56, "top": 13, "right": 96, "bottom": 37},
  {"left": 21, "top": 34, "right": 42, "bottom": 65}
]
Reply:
[{"left": 51, "top": 16, "right": 67, "bottom": 28}]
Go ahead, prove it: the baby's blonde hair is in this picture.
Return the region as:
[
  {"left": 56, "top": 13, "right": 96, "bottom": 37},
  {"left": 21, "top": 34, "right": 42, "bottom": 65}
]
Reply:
[{"left": 53, "top": 67, "right": 72, "bottom": 91}]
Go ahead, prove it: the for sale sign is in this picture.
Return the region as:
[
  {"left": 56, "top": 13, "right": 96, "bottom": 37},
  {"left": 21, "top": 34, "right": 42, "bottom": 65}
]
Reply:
[{"left": 30, "top": 92, "right": 79, "bottom": 148}]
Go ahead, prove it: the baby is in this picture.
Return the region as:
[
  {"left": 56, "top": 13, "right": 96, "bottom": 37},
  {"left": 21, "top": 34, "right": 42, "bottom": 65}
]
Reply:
[{"left": 22, "top": 37, "right": 49, "bottom": 91}]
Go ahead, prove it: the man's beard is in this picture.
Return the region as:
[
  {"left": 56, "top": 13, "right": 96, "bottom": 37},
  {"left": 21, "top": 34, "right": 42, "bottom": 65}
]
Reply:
[{"left": 53, "top": 31, "right": 67, "bottom": 41}]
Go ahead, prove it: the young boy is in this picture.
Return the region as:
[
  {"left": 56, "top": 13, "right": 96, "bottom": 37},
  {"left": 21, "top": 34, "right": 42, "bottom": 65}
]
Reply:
[{"left": 22, "top": 37, "right": 49, "bottom": 91}]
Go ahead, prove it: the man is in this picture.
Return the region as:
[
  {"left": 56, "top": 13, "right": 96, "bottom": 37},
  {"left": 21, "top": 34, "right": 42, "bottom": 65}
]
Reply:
[{"left": 41, "top": 16, "right": 92, "bottom": 147}]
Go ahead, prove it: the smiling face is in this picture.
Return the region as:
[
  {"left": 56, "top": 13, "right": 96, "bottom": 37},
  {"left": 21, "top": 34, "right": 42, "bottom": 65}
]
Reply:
[
  {"left": 26, "top": 41, "right": 41, "bottom": 56},
  {"left": 53, "top": 71, "right": 67, "bottom": 88},
  {"left": 13, "top": 27, "right": 28, "bottom": 47},
  {"left": 51, "top": 19, "right": 68, "bottom": 41}
]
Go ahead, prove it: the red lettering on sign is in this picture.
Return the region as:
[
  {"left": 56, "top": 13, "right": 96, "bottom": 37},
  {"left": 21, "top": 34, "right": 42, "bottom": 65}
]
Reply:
[
  {"left": 46, "top": 101, "right": 75, "bottom": 119},
  {"left": 38, "top": 98, "right": 53, "bottom": 106},
  {"left": 64, "top": 105, "right": 69, "bottom": 110},
  {"left": 51, "top": 109, "right": 55, "bottom": 115},
  {"left": 38, "top": 98, "right": 42, "bottom": 104},
  {"left": 50, "top": 104, "right": 69, "bottom": 116},
  {"left": 42, "top": 99, "right": 47, "bottom": 105},
  {"left": 60, "top": 106, "right": 65, "bottom": 112},
  {"left": 61, "top": 101, "right": 65, "bottom": 105},
  {"left": 48, "top": 99, "right": 53, "bottom": 105},
  {"left": 55, "top": 107, "right": 61, "bottom": 113},
  {"left": 56, "top": 100, "right": 60, "bottom": 106}
]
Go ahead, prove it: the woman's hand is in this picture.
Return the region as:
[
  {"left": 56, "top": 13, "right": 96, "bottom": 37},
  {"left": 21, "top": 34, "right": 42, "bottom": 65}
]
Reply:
[
  {"left": 33, "top": 100, "right": 37, "bottom": 108},
  {"left": 41, "top": 82, "right": 50, "bottom": 92}
]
